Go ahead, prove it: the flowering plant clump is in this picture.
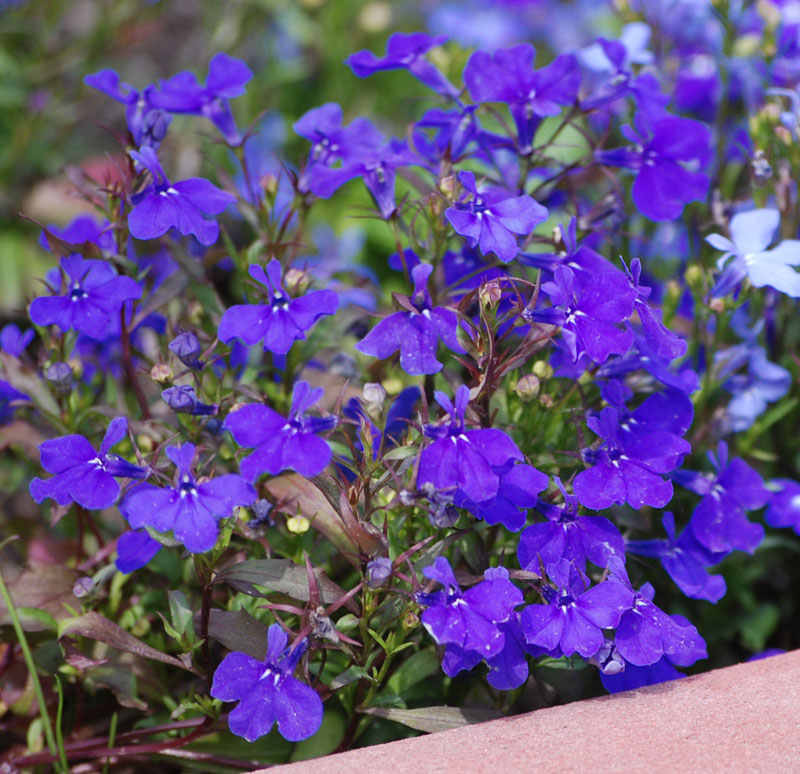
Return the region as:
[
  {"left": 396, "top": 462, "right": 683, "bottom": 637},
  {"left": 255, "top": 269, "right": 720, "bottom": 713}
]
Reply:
[{"left": 3, "top": 1, "right": 800, "bottom": 769}]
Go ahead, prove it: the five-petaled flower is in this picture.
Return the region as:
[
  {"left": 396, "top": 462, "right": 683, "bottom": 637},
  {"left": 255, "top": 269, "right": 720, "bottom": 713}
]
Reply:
[
  {"left": 218, "top": 259, "right": 338, "bottom": 355},
  {"left": 119, "top": 442, "right": 254, "bottom": 553},
  {"left": 30, "top": 417, "right": 148, "bottom": 510},
  {"left": 224, "top": 380, "right": 337, "bottom": 482},
  {"left": 211, "top": 623, "right": 323, "bottom": 742}
]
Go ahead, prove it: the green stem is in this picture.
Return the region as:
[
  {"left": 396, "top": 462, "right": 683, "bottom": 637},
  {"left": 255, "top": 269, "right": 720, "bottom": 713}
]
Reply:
[{"left": 0, "top": 564, "right": 68, "bottom": 773}]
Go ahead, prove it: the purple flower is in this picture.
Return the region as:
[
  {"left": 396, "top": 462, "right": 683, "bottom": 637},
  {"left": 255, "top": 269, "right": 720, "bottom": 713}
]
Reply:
[
  {"left": 573, "top": 385, "right": 692, "bottom": 511},
  {"left": 417, "top": 558, "right": 522, "bottom": 658},
  {"left": 464, "top": 43, "right": 580, "bottom": 153},
  {"left": 224, "top": 380, "right": 337, "bottom": 482},
  {"left": 0, "top": 381, "right": 29, "bottom": 425},
  {"left": 30, "top": 417, "right": 148, "bottom": 510},
  {"left": 707, "top": 208, "right": 800, "bottom": 297},
  {"left": 38, "top": 214, "right": 117, "bottom": 256},
  {"left": 128, "top": 147, "right": 236, "bottom": 246},
  {"left": 614, "top": 581, "right": 705, "bottom": 666},
  {"left": 116, "top": 529, "right": 162, "bottom": 573},
  {"left": 354, "top": 263, "right": 465, "bottom": 375},
  {"left": 366, "top": 557, "right": 393, "bottom": 589},
  {"left": 29, "top": 254, "right": 142, "bottom": 340},
  {"left": 627, "top": 512, "right": 727, "bottom": 603},
  {"left": 218, "top": 259, "right": 338, "bottom": 355},
  {"left": 676, "top": 442, "right": 769, "bottom": 554},
  {"left": 518, "top": 477, "right": 626, "bottom": 575},
  {"left": 294, "top": 104, "right": 421, "bottom": 219},
  {"left": 211, "top": 623, "right": 322, "bottom": 742},
  {"left": 534, "top": 266, "right": 636, "bottom": 364},
  {"left": 765, "top": 479, "right": 800, "bottom": 534},
  {"left": 595, "top": 112, "right": 712, "bottom": 221},
  {"left": 161, "top": 385, "right": 217, "bottom": 416},
  {"left": 455, "top": 463, "right": 548, "bottom": 532},
  {"left": 168, "top": 332, "right": 204, "bottom": 369},
  {"left": 417, "top": 385, "right": 524, "bottom": 503},
  {"left": 84, "top": 69, "right": 171, "bottom": 149},
  {"left": 520, "top": 559, "right": 633, "bottom": 659},
  {"left": 149, "top": 53, "right": 253, "bottom": 145},
  {"left": 0, "top": 324, "right": 33, "bottom": 357},
  {"left": 346, "top": 32, "right": 459, "bottom": 98},
  {"left": 445, "top": 171, "right": 548, "bottom": 263},
  {"left": 120, "top": 443, "right": 254, "bottom": 553}
]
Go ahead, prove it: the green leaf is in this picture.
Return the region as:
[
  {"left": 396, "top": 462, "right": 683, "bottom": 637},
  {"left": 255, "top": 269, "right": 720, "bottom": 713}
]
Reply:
[
  {"left": 16, "top": 607, "right": 58, "bottom": 632},
  {"left": 386, "top": 649, "right": 440, "bottom": 696},
  {"left": 167, "top": 590, "right": 194, "bottom": 641},
  {"left": 329, "top": 665, "right": 372, "bottom": 690},
  {"left": 59, "top": 612, "right": 198, "bottom": 673},
  {"left": 361, "top": 706, "right": 501, "bottom": 733},
  {"left": 216, "top": 558, "right": 359, "bottom": 614},
  {"left": 381, "top": 445, "right": 419, "bottom": 462},
  {"left": 205, "top": 609, "right": 269, "bottom": 661}
]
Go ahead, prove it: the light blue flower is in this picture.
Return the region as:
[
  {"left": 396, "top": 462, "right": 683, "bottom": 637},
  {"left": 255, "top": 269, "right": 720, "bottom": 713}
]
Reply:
[{"left": 707, "top": 208, "right": 800, "bottom": 297}]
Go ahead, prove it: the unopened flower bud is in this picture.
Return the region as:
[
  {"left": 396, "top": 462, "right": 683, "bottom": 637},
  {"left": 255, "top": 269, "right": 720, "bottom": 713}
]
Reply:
[
  {"left": 286, "top": 515, "right": 310, "bottom": 534},
  {"left": 439, "top": 175, "right": 456, "bottom": 198},
  {"left": 73, "top": 577, "right": 95, "bottom": 598},
  {"left": 709, "top": 298, "right": 726, "bottom": 314},
  {"left": 260, "top": 172, "right": 279, "bottom": 197},
  {"left": 168, "top": 332, "right": 203, "bottom": 369},
  {"left": 366, "top": 557, "right": 393, "bottom": 589},
  {"left": 284, "top": 267, "right": 310, "bottom": 295},
  {"left": 363, "top": 382, "right": 386, "bottom": 414},
  {"left": 684, "top": 264, "right": 704, "bottom": 294},
  {"left": 44, "top": 362, "right": 73, "bottom": 394},
  {"left": 479, "top": 280, "right": 503, "bottom": 309},
  {"left": 516, "top": 374, "right": 540, "bottom": 402},
  {"left": 402, "top": 610, "right": 419, "bottom": 630},
  {"left": 532, "top": 360, "right": 553, "bottom": 379},
  {"left": 151, "top": 363, "right": 172, "bottom": 382},
  {"left": 161, "top": 385, "right": 217, "bottom": 415}
]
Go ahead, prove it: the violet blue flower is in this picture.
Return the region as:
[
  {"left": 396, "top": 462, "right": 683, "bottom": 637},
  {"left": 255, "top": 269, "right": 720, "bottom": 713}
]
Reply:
[
  {"left": 676, "top": 442, "right": 770, "bottom": 554},
  {"left": 595, "top": 111, "right": 712, "bottom": 221},
  {"left": 463, "top": 43, "right": 581, "bottom": 153},
  {"left": 30, "top": 417, "right": 148, "bottom": 510},
  {"left": 533, "top": 265, "right": 636, "bottom": 364},
  {"left": 417, "top": 385, "right": 524, "bottom": 503},
  {"left": 574, "top": 402, "right": 690, "bottom": 511},
  {"left": 614, "top": 580, "right": 706, "bottom": 666},
  {"left": 29, "top": 254, "right": 142, "bottom": 340},
  {"left": 149, "top": 53, "right": 253, "bottom": 145},
  {"left": 455, "top": 463, "right": 548, "bottom": 532},
  {"left": 218, "top": 259, "right": 338, "bottom": 355},
  {"left": 116, "top": 529, "right": 162, "bottom": 573},
  {"left": 0, "top": 381, "right": 29, "bottom": 425},
  {"left": 765, "top": 479, "right": 800, "bottom": 534},
  {"left": 0, "top": 324, "right": 33, "bottom": 357},
  {"left": 707, "top": 208, "right": 800, "bottom": 297},
  {"left": 416, "top": 558, "right": 522, "bottom": 658},
  {"left": 128, "top": 147, "right": 236, "bottom": 246},
  {"left": 445, "top": 171, "right": 548, "bottom": 263},
  {"left": 169, "top": 332, "right": 204, "bottom": 369},
  {"left": 520, "top": 559, "right": 633, "bottom": 659},
  {"left": 354, "top": 263, "right": 465, "bottom": 374},
  {"left": 161, "top": 385, "right": 217, "bottom": 416},
  {"left": 120, "top": 443, "right": 254, "bottom": 553},
  {"left": 38, "top": 214, "right": 116, "bottom": 256},
  {"left": 224, "top": 380, "right": 337, "bottom": 482},
  {"left": 84, "top": 69, "right": 171, "bottom": 148},
  {"left": 626, "top": 512, "right": 727, "bottom": 603},
  {"left": 211, "top": 623, "right": 323, "bottom": 742},
  {"left": 346, "top": 33, "right": 460, "bottom": 98},
  {"left": 294, "top": 104, "right": 421, "bottom": 219},
  {"left": 517, "top": 477, "right": 626, "bottom": 575}
]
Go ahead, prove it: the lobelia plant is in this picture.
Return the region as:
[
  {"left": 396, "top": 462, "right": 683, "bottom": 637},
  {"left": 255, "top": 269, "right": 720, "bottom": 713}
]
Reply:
[{"left": 5, "top": 1, "right": 800, "bottom": 769}]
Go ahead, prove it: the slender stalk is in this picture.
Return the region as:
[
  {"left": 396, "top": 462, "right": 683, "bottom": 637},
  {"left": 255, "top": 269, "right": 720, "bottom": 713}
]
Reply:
[{"left": 0, "top": 564, "right": 68, "bottom": 773}]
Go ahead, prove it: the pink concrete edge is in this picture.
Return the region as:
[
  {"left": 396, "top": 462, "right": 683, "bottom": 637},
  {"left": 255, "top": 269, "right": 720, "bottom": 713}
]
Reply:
[{"left": 258, "top": 650, "right": 800, "bottom": 774}]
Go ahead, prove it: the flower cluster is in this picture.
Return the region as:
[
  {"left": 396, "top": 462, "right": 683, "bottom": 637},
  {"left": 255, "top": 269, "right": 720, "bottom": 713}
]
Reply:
[{"left": 12, "top": 4, "right": 800, "bottom": 763}]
